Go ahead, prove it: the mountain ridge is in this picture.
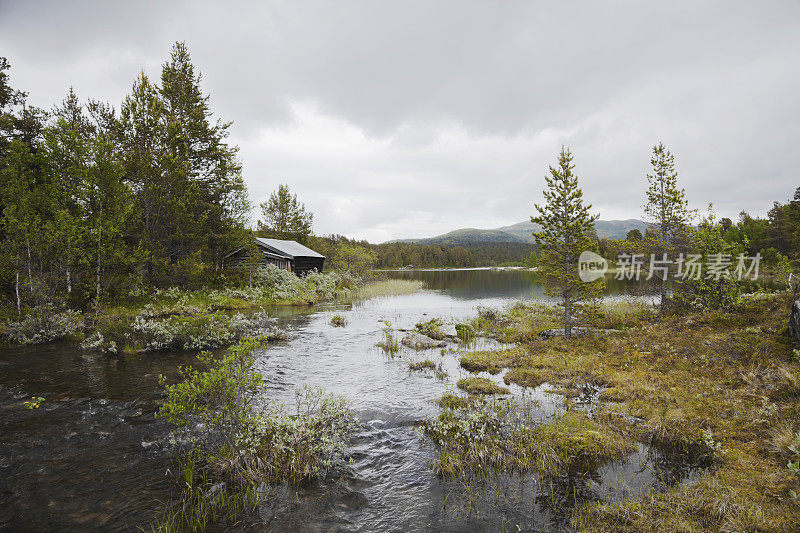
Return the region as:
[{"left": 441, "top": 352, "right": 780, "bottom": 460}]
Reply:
[{"left": 388, "top": 219, "right": 648, "bottom": 246}]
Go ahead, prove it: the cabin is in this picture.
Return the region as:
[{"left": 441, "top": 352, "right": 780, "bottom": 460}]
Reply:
[{"left": 225, "top": 238, "right": 325, "bottom": 276}]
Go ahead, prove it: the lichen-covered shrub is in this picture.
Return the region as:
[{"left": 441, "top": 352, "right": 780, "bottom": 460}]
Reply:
[
  {"left": 3, "top": 306, "right": 83, "bottom": 345},
  {"left": 132, "top": 310, "right": 285, "bottom": 352}
]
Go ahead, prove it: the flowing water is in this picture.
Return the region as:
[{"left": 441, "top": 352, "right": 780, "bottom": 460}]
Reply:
[{"left": 0, "top": 269, "right": 705, "bottom": 532}]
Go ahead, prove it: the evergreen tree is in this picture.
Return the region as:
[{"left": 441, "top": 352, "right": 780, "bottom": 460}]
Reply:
[
  {"left": 258, "top": 184, "right": 313, "bottom": 243},
  {"left": 532, "top": 147, "right": 602, "bottom": 337},
  {"left": 119, "top": 42, "right": 249, "bottom": 281},
  {"left": 159, "top": 42, "right": 249, "bottom": 270},
  {"left": 643, "top": 142, "right": 691, "bottom": 310}
]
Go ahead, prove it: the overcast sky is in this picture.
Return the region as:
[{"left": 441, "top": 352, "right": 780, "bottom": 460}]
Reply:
[{"left": 1, "top": 1, "right": 798, "bottom": 242}]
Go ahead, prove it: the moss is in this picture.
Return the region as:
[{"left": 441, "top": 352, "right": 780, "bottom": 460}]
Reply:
[
  {"left": 503, "top": 368, "right": 545, "bottom": 388},
  {"left": 598, "top": 386, "right": 626, "bottom": 402},
  {"left": 460, "top": 349, "right": 519, "bottom": 374},
  {"left": 537, "top": 411, "right": 635, "bottom": 467},
  {"left": 456, "top": 377, "right": 510, "bottom": 395}
]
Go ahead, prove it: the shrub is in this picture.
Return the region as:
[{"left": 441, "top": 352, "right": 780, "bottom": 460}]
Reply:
[
  {"left": 3, "top": 305, "right": 83, "bottom": 345},
  {"left": 132, "top": 310, "right": 283, "bottom": 352},
  {"left": 158, "top": 339, "right": 357, "bottom": 485},
  {"left": 330, "top": 314, "right": 347, "bottom": 327}
]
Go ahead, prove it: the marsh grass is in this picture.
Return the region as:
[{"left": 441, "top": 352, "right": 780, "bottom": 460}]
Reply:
[
  {"left": 415, "top": 318, "right": 446, "bottom": 340},
  {"left": 353, "top": 279, "right": 424, "bottom": 300},
  {"left": 456, "top": 377, "right": 510, "bottom": 395},
  {"left": 330, "top": 314, "right": 347, "bottom": 327},
  {"left": 150, "top": 457, "right": 260, "bottom": 532},
  {"left": 425, "top": 394, "right": 634, "bottom": 479},
  {"left": 377, "top": 322, "right": 401, "bottom": 355},
  {"left": 452, "top": 292, "right": 800, "bottom": 530},
  {"left": 408, "top": 359, "right": 437, "bottom": 371}
]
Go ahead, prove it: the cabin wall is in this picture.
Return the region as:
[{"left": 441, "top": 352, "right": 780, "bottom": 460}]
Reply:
[
  {"left": 224, "top": 250, "right": 292, "bottom": 271},
  {"left": 292, "top": 256, "right": 325, "bottom": 276}
]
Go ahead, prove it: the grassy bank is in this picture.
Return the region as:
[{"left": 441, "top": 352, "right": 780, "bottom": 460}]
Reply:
[
  {"left": 0, "top": 267, "right": 424, "bottom": 352},
  {"left": 443, "top": 293, "right": 800, "bottom": 531}
]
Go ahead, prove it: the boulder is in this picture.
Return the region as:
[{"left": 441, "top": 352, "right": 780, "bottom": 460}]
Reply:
[
  {"left": 789, "top": 299, "right": 800, "bottom": 342},
  {"left": 401, "top": 332, "right": 447, "bottom": 350}
]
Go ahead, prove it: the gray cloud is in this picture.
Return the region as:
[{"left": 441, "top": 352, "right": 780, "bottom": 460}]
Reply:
[{"left": 2, "top": 0, "right": 798, "bottom": 241}]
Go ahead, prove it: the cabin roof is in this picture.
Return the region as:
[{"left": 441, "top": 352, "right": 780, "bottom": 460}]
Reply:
[
  {"left": 255, "top": 238, "right": 325, "bottom": 259},
  {"left": 259, "top": 249, "right": 291, "bottom": 260}
]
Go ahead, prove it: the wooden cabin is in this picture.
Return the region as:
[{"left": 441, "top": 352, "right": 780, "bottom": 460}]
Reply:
[{"left": 225, "top": 238, "right": 325, "bottom": 276}]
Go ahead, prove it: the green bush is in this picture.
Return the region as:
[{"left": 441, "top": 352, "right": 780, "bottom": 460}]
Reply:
[{"left": 415, "top": 318, "right": 445, "bottom": 340}]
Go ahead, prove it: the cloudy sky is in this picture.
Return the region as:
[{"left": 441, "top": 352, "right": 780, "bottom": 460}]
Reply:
[{"left": 2, "top": 1, "right": 798, "bottom": 242}]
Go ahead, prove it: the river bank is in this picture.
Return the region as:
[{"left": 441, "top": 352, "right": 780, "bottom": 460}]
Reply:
[{"left": 0, "top": 272, "right": 424, "bottom": 354}]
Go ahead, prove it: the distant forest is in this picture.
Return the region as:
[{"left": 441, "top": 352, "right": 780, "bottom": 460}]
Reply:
[{"left": 310, "top": 236, "right": 538, "bottom": 269}]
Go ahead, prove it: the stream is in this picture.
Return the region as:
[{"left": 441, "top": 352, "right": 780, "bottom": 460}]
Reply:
[{"left": 0, "top": 269, "right": 706, "bottom": 531}]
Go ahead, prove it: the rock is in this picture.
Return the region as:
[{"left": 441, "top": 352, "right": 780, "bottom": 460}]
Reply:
[
  {"left": 538, "top": 327, "right": 593, "bottom": 339},
  {"left": 440, "top": 324, "right": 458, "bottom": 338},
  {"left": 789, "top": 299, "right": 800, "bottom": 342},
  {"left": 538, "top": 327, "right": 623, "bottom": 340},
  {"left": 401, "top": 332, "right": 447, "bottom": 350}
]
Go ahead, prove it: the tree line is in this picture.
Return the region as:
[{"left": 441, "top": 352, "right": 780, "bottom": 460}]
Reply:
[
  {"left": 1, "top": 44, "right": 249, "bottom": 314},
  {"left": 533, "top": 143, "right": 800, "bottom": 336}
]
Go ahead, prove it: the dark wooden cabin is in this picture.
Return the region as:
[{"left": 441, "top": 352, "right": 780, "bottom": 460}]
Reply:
[{"left": 225, "top": 238, "right": 325, "bottom": 276}]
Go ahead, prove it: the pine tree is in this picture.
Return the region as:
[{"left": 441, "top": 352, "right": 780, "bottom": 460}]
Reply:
[
  {"left": 159, "top": 42, "right": 249, "bottom": 270},
  {"left": 532, "top": 147, "right": 602, "bottom": 337},
  {"left": 258, "top": 184, "right": 313, "bottom": 244},
  {"left": 643, "top": 142, "right": 692, "bottom": 310}
]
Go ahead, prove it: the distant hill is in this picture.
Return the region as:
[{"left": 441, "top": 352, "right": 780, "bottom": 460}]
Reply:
[{"left": 390, "top": 219, "right": 647, "bottom": 245}]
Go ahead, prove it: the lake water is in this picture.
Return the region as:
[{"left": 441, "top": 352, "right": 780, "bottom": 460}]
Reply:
[{"left": 0, "top": 269, "right": 702, "bottom": 531}]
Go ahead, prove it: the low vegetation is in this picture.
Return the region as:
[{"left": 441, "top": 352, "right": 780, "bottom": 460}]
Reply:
[
  {"left": 425, "top": 394, "right": 633, "bottom": 477},
  {"left": 155, "top": 337, "right": 358, "bottom": 529},
  {"left": 415, "top": 318, "right": 446, "bottom": 340},
  {"left": 376, "top": 322, "right": 401, "bottom": 355},
  {"left": 2, "top": 266, "right": 424, "bottom": 351},
  {"left": 446, "top": 292, "right": 800, "bottom": 530},
  {"left": 330, "top": 314, "right": 347, "bottom": 327},
  {"left": 456, "top": 377, "right": 509, "bottom": 395},
  {"left": 408, "top": 359, "right": 437, "bottom": 371}
]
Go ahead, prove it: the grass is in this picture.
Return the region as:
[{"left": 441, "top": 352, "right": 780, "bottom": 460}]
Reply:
[
  {"left": 330, "top": 314, "right": 347, "bottom": 327},
  {"left": 353, "top": 279, "right": 425, "bottom": 300},
  {"left": 409, "top": 359, "right": 437, "bottom": 371},
  {"left": 415, "top": 318, "right": 446, "bottom": 340},
  {"left": 456, "top": 377, "right": 509, "bottom": 395},
  {"left": 460, "top": 349, "right": 519, "bottom": 374},
  {"left": 425, "top": 394, "right": 634, "bottom": 477},
  {"left": 377, "top": 322, "right": 401, "bottom": 355},
  {"left": 442, "top": 292, "right": 800, "bottom": 530}
]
